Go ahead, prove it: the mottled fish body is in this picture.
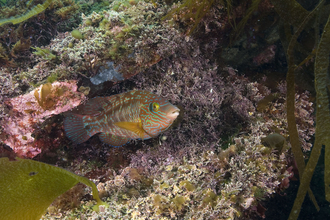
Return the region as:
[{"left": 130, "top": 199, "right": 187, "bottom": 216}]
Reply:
[{"left": 64, "top": 90, "right": 180, "bottom": 147}]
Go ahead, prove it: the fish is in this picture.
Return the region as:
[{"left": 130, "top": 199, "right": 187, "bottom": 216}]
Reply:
[{"left": 63, "top": 90, "right": 180, "bottom": 147}]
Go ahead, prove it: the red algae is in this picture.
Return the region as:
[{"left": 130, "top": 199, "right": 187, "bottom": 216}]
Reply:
[{"left": 2, "top": 81, "right": 86, "bottom": 158}]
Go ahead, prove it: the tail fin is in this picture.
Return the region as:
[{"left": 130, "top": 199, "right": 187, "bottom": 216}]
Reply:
[{"left": 63, "top": 114, "right": 92, "bottom": 144}]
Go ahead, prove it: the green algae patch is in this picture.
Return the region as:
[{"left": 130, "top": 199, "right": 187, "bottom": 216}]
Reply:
[
  {"left": 0, "top": 157, "right": 107, "bottom": 220},
  {"left": 162, "top": 0, "right": 215, "bottom": 35},
  {"left": 179, "top": 180, "right": 195, "bottom": 191},
  {"left": 261, "top": 133, "right": 286, "bottom": 153},
  {"left": 202, "top": 189, "right": 218, "bottom": 208},
  {"left": 71, "top": 30, "right": 84, "bottom": 40},
  {"left": 160, "top": 182, "right": 169, "bottom": 189},
  {"left": 153, "top": 194, "right": 166, "bottom": 207},
  {"left": 32, "top": 47, "right": 57, "bottom": 61},
  {"left": 172, "top": 195, "right": 186, "bottom": 211}
]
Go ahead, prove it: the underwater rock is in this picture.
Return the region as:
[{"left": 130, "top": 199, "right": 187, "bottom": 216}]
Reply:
[
  {"left": 2, "top": 81, "right": 86, "bottom": 158},
  {"left": 90, "top": 62, "right": 124, "bottom": 85}
]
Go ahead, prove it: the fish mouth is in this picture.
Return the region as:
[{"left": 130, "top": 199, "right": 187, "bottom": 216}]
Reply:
[{"left": 167, "top": 107, "right": 180, "bottom": 119}]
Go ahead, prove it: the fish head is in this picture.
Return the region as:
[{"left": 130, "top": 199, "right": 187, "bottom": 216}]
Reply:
[{"left": 140, "top": 95, "right": 180, "bottom": 137}]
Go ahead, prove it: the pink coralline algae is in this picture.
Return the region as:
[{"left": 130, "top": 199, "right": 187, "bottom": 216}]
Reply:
[{"left": 2, "top": 81, "right": 86, "bottom": 158}]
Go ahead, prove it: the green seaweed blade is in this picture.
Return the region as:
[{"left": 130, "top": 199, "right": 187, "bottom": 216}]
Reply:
[
  {"left": 0, "top": 157, "right": 105, "bottom": 220},
  {"left": 288, "top": 9, "right": 330, "bottom": 220}
]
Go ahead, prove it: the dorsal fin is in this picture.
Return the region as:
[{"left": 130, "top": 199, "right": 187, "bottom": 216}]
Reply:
[{"left": 80, "top": 96, "right": 115, "bottom": 115}]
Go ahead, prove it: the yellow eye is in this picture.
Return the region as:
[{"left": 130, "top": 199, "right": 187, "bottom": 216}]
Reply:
[{"left": 152, "top": 102, "right": 160, "bottom": 112}]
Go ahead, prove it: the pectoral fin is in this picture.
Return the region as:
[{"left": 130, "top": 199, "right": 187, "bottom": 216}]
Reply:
[{"left": 114, "top": 121, "right": 146, "bottom": 139}]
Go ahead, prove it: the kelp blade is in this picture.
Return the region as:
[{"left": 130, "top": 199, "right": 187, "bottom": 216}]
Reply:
[
  {"left": 270, "top": 0, "right": 308, "bottom": 28},
  {"left": 0, "top": 0, "right": 53, "bottom": 27},
  {"left": 0, "top": 157, "right": 105, "bottom": 220},
  {"left": 314, "top": 15, "right": 330, "bottom": 203},
  {"left": 288, "top": 11, "right": 330, "bottom": 220},
  {"left": 285, "top": 0, "right": 323, "bottom": 216}
]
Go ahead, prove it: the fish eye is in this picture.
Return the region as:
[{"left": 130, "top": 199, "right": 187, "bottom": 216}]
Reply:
[{"left": 150, "top": 102, "right": 160, "bottom": 112}]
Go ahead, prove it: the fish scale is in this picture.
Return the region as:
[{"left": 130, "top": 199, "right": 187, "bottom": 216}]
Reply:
[
  {"left": 64, "top": 90, "right": 180, "bottom": 147},
  {"left": 104, "top": 101, "right": 141, "bottom": 138}
]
